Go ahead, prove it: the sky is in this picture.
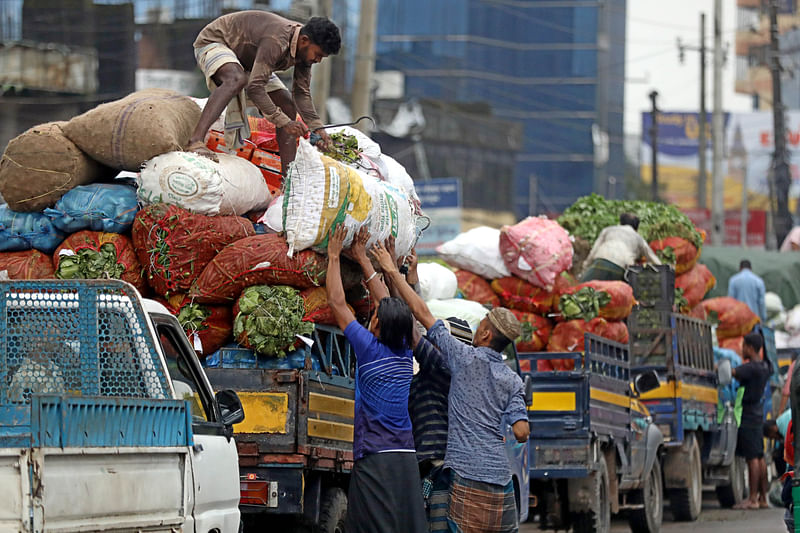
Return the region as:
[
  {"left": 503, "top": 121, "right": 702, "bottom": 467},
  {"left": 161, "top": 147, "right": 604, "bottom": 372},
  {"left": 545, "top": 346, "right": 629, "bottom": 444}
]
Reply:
[{"left": 625, "top": 0, "right": 753, "bottom": 136}]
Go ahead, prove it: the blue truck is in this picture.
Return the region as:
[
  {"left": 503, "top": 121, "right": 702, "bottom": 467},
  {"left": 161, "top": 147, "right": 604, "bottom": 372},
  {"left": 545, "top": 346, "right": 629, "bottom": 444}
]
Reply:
[{"left": 519, "top": 334, "right": 664, "bottom": 533}]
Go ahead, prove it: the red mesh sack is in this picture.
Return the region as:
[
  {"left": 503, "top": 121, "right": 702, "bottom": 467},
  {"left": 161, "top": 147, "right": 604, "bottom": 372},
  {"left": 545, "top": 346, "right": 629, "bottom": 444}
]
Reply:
[
  {"left": 54, "top": 231, "right": 145, "bottom": 292},
  {"left": 491, "top": 276, "right": 554, "bottom": 314},
  {"left": 455, "top": 270, "right": 500, "bottom": 307},
  {"left": 132, "top": 203, "right": 255, "bottom": 297},
  {"left": 0, "top": 250, "right": 55, "bottom": 279},
  {"left": 687, "top": 305, "right": 708, "bottom": 321},
  {"left": 675, "top": 263, "right": 716, "bottom": 310},
  {"left": 511, "top": 310, "right": 552, "bottom": 353},
  {"left": 160, "top": 294, "right": 232, "bottom": 357},
  {"left": 559, "top": 280, "right": 635, "bottom": 320},
  {"left": 189, "top": 234, "right": 362, "bottom": 304},
  {"left": 649, "top": 236, "right": 700, "bottom": 275},
  {"left": 719, "top": 336, "right": 743, "bottom": 356},
  {"left": 545, "top": 318, "right": 629, "bottom": 370},
  {"left": 700, "top": 297, "right": 760, "bottom": 339},
  {"left": 499, "top": 217, "right": 573, "bottom": 290},
  {"left": 300, "top": 287, "right": 354, "bottom": 326}
]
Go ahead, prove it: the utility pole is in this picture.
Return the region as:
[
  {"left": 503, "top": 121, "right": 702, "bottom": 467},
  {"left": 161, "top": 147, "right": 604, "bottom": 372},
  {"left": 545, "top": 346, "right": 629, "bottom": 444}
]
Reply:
[
  {"left": 649, "top": 90, "right": 659, "bottom": 202},
  {"left": 769, "top": 0, "right": 793, "bottom": 247},
  {"left": 711, "top": 0, "right": 725, "bottom": 245},
  {"left": 310, "top": 0, "right": 333, "bottom": 123},
  {"left": 351, "top": 0, "right": 377, "bottom": 133}
]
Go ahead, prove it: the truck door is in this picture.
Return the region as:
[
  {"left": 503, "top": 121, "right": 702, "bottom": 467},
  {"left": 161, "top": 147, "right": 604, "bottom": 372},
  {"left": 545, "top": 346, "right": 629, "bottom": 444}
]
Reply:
[{"left": 152, "top": 316, "right": 241, "bottom": 533}]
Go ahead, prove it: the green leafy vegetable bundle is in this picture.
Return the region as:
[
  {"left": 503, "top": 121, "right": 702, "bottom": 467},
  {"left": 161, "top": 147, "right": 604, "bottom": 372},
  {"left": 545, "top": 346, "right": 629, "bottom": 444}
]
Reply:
[
  {"left": 321, "top": 132, "right": 361, "bottom": 164},
  {"left": 233, "top": 285, "right": 314, "bottom": 358},
  {"left": 559, "top": 286, "right": 612, "bottom": 321},
  {"left": 56, "top": 243, "right": 125, "bottom": 280},
  {"left": 557, "top": 194, "right": 703, "bottom": 248}
]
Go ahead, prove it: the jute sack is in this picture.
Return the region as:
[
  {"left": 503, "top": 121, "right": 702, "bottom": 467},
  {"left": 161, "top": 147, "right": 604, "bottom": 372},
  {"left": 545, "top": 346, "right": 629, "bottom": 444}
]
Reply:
[
  {"left": 63, "top": 89, "right": 201, "bottom": 171},
  {"left": 0, "top": 122, "right": 107, "bottom": 212}
]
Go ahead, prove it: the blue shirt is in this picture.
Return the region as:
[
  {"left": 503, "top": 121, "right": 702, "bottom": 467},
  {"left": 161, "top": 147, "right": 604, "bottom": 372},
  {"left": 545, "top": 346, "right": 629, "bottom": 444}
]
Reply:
[
  {"left": 427, "top": 320, "right": 528, "bottom": 486},
  {"left": 728, "top": 268, "right": 766, "bottom": 321},
  {"left": 344, "top": 321, "right": 415, "bottom": 461},
  {"left": 409, "top": 337, "right": 452, "bottom": 464},
  {"left": 777, "top": 408, "right": 792, "bottom": 439}
]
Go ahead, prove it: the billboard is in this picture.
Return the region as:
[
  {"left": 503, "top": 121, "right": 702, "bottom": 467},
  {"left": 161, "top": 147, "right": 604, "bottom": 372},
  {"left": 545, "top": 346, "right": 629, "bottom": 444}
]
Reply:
[
  {"left": 415, "top": 178, "right": 462, "bottom": 255},
  {"left": 640, "top": 111, "right": 800, "bottom": 212}
]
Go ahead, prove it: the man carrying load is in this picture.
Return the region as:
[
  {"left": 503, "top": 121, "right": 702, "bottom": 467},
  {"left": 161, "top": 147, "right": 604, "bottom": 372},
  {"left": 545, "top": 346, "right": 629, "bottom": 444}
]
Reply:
[
  {"left": 187, "top": 11, "right": 340, "bottom": 173},
  {"left": 581, "top": 213, "right": 662, "bottom": 281}
]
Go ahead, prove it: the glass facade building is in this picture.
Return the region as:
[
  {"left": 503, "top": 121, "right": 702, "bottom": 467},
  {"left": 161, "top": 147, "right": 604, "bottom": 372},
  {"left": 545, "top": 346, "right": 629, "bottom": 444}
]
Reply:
[{"left": 376, "top": 0, "right": 627, "bottom": 216}]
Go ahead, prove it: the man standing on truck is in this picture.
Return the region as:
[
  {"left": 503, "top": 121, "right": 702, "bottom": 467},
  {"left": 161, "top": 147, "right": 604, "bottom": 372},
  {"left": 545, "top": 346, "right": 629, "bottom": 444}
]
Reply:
[
  {"left": 371, "top": 242, "right": 530, "bottom": 532},
  {"left": 732, "top": 332, "right": 772, "bottom": 510},
  {"left": 729, "top": 259, "right": 767, "bottom": 322},
  {"left": 187, "top": 11, "right": 340, "bottom": 173},
  {"left": 580, "top": 213, "right": 662, "bottom": 281}
]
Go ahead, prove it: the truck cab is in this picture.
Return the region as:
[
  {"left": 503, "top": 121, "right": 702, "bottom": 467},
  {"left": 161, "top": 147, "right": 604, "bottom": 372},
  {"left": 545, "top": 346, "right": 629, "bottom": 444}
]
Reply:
[{"left": 0, "top": 279, "right": 243, "bottom": 533}]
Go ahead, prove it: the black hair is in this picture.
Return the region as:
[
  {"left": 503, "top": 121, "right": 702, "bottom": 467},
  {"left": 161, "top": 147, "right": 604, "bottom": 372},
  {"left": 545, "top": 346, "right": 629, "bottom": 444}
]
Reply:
[
  {"left": 763, "top": 420, "right": 778, "bottom": 438},
  {"left": 486, "top": 321, "right": 512, "bottom": 353},
  {"left": 301, "top": 17, "right": 341, "bottom": 55},
  {"left": 743, "top": 331, "right": 763, "bottom": 353},
  {"left": 619, "top": 213, "right": 640, "bottom": 230},
  {"left": 376, "top": 297, "right": 414, "bottom": 351},
  {"left": 740, "top": 259, "right": 752, "bottom": 270}
]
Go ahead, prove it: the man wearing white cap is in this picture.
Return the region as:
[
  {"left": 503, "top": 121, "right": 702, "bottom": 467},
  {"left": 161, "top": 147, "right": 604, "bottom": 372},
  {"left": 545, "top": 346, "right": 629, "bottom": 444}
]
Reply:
[{"left": 371, "top": 242, "right": 530, "bottom": 533}]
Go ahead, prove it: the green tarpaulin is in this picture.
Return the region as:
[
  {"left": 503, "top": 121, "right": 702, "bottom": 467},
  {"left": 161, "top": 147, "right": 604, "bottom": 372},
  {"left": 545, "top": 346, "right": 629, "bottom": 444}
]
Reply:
[{"left": 700, "top": 246, "right": 800, "bottom": 309}]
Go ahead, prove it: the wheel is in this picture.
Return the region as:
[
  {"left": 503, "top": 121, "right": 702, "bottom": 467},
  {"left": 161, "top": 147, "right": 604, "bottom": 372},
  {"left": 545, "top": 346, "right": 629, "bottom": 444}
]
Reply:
[
  {"left": 316, "top": 487, "right": 347, "bottom": 533},
  {"left": 571, "top": 454, "right": 611, "bottom": 533},
  {"left": 628, "top": 459, "right": 663, "bottom": 533},
  {"left": 669, "top": 433, "right": 702, "bottom": 521},
  {"left": 716, "top": 455, "right": 747, "bottom": 508}
]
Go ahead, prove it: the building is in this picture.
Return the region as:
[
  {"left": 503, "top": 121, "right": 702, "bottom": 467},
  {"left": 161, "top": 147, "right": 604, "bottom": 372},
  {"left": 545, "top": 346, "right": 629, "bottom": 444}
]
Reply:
[
  {"left": 735, "top": 0, "right": 800, "bottom": 110},
  {"left": 375, "top": 0, "right": 627, "bottom": 217}
]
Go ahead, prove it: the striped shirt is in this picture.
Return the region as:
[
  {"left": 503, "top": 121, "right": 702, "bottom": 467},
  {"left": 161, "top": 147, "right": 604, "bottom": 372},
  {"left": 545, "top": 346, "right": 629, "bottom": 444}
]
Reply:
[
  {"left": 344, "top": 321, "right": 415, "bottom": 461},
  {"left": 410, "top": 337, "right": 451, "bottom": 464}
]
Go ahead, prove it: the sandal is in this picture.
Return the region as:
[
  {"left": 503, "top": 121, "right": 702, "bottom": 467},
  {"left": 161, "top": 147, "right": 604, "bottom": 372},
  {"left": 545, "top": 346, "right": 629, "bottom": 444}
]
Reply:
[{"left": 186, "top": 141, "right": 219, "bottom": 163}]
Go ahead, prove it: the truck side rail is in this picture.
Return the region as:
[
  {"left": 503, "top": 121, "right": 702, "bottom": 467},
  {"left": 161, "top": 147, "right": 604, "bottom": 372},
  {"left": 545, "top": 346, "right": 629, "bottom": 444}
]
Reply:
[{"left": 674, "top": 314, "right": 714, "bottom": 374}]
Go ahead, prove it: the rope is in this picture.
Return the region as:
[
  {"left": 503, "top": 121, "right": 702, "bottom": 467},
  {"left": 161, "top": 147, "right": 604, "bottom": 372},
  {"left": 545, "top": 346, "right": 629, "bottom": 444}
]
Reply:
[{"left": 0, "top": 154, "right": 75, "bottom": 204}]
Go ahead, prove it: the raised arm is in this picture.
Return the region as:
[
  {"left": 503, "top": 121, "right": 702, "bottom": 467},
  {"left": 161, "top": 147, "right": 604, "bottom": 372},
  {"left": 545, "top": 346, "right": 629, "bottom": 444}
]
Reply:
[
  {"left": 350, "top": 226, "right": 390, "bottom": 301},
  {"left": 326, "top": 225, "right": 356, "bottom": 331},
  {"left": 370, "top": 242, "right": 437, "bottom": 330},
  {"left": 639, "top": 235, "right": 662, "bottom": 265}
]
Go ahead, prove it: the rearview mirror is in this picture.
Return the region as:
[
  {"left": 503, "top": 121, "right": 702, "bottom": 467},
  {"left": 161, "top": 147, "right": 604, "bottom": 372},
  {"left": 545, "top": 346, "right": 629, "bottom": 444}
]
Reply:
[
  {"left": 633, "top": 370, "right": 660, "bottom": 396},
  {"left": 216, "top": 389, "right": 245, "bottom": 427},
  {"left": 524, "top": 375, "right": 534, "bottom": 407},
  {"left": 717, "top": 359, "right": 732, "bottom": 387}
]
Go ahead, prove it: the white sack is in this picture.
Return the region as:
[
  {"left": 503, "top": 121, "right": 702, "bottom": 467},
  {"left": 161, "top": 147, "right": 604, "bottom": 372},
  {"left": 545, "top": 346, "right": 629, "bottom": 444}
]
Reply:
[
  {"left": 426, "top": 298, "right": 490, "bottom": 333},
  {"left": 417, "top": 262, "right": 458, "bottom": 301},
  {"left": 436, "top": 226, "right": 510, "bottom": 279}
]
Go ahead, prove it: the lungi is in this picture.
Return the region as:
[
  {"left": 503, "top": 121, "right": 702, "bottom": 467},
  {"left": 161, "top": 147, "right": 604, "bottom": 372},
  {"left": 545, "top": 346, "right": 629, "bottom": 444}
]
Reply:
[
  {"left": 580, "top": 258, "right": 626, "bottom": 282},
  {"left": 422, "top": 462, "right": 450, "bottom": 532},
  {"left": 447, "top": 471, "right": 518, "bottom": 533},
  {"left": 345, "top": 451, "right": 427, "bottom": 533}
]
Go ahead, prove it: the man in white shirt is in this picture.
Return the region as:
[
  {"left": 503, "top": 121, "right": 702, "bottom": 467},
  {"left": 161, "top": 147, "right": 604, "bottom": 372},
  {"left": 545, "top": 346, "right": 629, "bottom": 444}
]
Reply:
[{"left": 581, "top": 213, "right": 662, "bottom": 281}]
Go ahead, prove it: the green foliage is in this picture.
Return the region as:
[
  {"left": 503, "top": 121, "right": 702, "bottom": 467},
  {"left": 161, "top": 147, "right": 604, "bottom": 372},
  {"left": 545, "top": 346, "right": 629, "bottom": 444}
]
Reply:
[
  {"left": 519, "top": 320, "right": 537, "bottom": 343},
  {"left": 177, "top": 303, "right": 210, "bottom": 332},
  {"left": 674, "top": 287, "right": 689, "bottom": 311},
  {"left": 656, "top": 246, "right": 677, "bottom": 265},
  {"left": 557, "top": 194, "right": 703, "bottom": 248},
  {"left": 56, "top": 243, "right": 124, "bottom": 280},
  {"left": 233, "top": 285, "right": 314, "bottom": 358},
  {"left": 322, "top": 133, "right": 361, "bottom": 164},
  {"left": 558, "top": 286, "right": 612, "bottom": 321}
]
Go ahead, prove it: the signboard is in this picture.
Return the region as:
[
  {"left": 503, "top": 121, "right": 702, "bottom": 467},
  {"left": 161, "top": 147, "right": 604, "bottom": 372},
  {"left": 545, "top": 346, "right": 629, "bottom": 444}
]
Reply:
[
  {"left": 415, "top": 178, "right": 462, "bottom": 255},
  {"left": 682, "top": 208, "right": 767, "bottom": 247}
]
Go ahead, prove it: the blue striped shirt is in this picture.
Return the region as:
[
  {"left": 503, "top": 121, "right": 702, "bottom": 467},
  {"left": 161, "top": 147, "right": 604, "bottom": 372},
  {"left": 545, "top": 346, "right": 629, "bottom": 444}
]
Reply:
[
  {"left": 410, "top": 337, "right": 451, "bottom": 464},
  {"left": 344, "top": 321, "right": 415, "bottom": 461}
]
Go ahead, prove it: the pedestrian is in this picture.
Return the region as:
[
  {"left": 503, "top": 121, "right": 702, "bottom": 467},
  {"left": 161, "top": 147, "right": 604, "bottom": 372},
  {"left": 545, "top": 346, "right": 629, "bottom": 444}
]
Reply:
[
  {"left": 580, "top": 213, "right": 662, "bottom": 282},
  {"left": 324, "top": 225, "right": 426, "bottom": 533},
  {"left": 728, "top": 259, "right": 767, "bottom": 322},
  {"left": 371, "top": 241, "right": 530, "bottom": 533},
  {"left": 732, "top": 332, "right": 773, "bottom": 509},
  {"left": 188, "top": 11, "right": 340, "bottom": 172}
]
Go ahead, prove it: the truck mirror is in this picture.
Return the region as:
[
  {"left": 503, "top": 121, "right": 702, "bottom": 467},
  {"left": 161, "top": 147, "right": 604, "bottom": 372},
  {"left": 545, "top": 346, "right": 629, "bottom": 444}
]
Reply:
[
  {"left": 524, "top": 374, "right": 534, "bottom": 407},
  {"left": 216, "top": 389, "right": 245, "bottom": 427},
  {"left": 717, "top": 359, "right": 732, "bottom": 387},
  {"left": 633, "top": 370, "right": 660, "bottom": 396}
]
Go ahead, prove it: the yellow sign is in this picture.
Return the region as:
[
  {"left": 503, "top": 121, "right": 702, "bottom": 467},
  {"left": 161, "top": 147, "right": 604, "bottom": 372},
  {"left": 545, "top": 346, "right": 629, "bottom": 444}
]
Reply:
[{"left": 234, "top": 392, "right": 289, "bottom": 434}]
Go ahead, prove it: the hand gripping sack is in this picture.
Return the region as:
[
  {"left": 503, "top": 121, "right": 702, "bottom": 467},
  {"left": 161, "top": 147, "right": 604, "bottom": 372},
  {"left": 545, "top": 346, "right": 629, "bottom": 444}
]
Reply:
[
  {"left": 131, "top": 203, "right": 255, "bottom": 297},
  {"left": 700, "top": 297, "right": 761, "bottom": 339},
  {"left": 0, "top": 250, "right": 55, "bottom": 279},
  {"left": 44, "top": 183, "right": 139, "bottom": 234},
  {"left": 0, "top": 206, "right": 65, "bottom": 253},
  {"left": 649, "top": 236, "right": 700, "bottom": 275},
  {"left": 559, "top": 280, "right": 635, "bottom": 320},
  {"left": 138, "top": 151, "right": 271, "bottom": 216},
  {"left": 62, "top": 89, "right": 201, "bottom": 171},
  {"left": 675, "top": 263, "right": 716, "bottom": 310},
  {"left": 161, "top": 294, "right": 232, "bottom": 358},
  {"left": 283, "top": 139, "right": 418, "bottom": 258},
  {"left": 437, "top": 226, "right": 510, "bottom": 280},
  {"left": 53, "top": 231, "right": 145, "bottom": 292},
  {"left": 0, "top": 122, "right": 108, "bottom": 212},
  {"left": 500, "top": 217, "right": 573, "bottom": 291},
  {"left": 455, "top": 270, "right": 500, "bottom": 308},
  {"left": 417, "top": 262, "right": 458, "bottom": 301}
]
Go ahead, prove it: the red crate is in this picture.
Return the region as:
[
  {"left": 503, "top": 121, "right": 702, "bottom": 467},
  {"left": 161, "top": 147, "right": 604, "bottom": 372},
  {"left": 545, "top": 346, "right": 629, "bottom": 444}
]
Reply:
[
  {"left": 250, "top": 148, "right": 283, "bottom": 196},
  {"left": 205, "top": 130, "right": 254, "bottom": 159}
]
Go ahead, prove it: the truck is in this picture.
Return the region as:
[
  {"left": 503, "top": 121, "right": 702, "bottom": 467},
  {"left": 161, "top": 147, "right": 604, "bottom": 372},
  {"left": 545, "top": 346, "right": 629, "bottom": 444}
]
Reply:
[
  {"left": 203, "top": 324, "right": 531, "bottom": 531},
  {"left": 520, "top": 334, "right": 664, "bottom": 533},
  {"left": 0, "top": 279, "right": 245, "bottom": 533}
]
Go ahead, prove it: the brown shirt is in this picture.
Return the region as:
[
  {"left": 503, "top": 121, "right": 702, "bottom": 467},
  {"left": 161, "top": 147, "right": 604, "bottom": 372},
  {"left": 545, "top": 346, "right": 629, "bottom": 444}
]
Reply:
[{"left": 194, "top": 11, "right": 323, "bottom": 130}]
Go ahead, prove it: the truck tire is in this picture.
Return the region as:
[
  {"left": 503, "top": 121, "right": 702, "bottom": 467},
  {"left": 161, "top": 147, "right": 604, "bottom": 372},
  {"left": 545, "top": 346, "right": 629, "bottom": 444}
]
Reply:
[
  {"left": 716, "top": 455, "right": 748, "bottom": 508},
  {"left": 628, "top": 459, "right": 663, "bottom": 533},
  {"left": 669, "top": 433, "right": 702, "bottom": 521},
  {"left": 571, "top": 454, "right": 611, "bottom": 533},
  {"left": 317, "top": 487, "right": 347, "bottom": 533}
]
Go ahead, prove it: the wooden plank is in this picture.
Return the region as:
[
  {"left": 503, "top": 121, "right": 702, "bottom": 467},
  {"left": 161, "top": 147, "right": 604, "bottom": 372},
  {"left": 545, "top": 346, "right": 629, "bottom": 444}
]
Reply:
[
  {"left": 307, "top": 420, "right": 354, "bottom": 443},
  {"left": 308, "top": 392, "right": 354, "bottom": 419}
]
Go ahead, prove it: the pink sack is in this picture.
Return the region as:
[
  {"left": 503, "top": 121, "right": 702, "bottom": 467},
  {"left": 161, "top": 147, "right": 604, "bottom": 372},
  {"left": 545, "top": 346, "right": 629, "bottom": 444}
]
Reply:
[{"left": 500, "top": 217, "right": 573, "bottom": 291}]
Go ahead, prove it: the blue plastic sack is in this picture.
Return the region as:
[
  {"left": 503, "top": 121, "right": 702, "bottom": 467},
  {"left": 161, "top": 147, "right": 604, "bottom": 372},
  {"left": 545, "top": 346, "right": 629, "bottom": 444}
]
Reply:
[
  {"left": 0, "top": 206, "right": 65, "bottom": 253},
  {"left": 44, "top": 183, "right": 139, "bottom": 234}
]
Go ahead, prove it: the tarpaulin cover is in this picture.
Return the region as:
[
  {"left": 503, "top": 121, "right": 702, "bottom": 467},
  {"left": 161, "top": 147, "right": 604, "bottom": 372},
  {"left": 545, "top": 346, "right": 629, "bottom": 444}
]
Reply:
[
  {"left": 45, "top": 183, "right": 139, "bottom": 234},
  {"left": 0, "top": 206, "right": 65, "bottom": 253}
]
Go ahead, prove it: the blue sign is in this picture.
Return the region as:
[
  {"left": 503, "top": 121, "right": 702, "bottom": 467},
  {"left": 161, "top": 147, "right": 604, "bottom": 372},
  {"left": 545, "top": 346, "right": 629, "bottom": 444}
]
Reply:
[
  {"left": 415, "top": 178, "right": 462, "bottom": 255},
  {"left": 641, "top": 111, "right": 730, "bottom": 157}
]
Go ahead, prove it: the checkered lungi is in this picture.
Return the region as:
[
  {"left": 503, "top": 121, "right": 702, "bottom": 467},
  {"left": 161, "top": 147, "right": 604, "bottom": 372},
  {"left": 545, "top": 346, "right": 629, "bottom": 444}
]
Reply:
[
  {"left": 580, "top": 258, "right": 626, "bottom": 282},
  {"left": 447, "top": 471, "right": 518, "bottom": 533}
]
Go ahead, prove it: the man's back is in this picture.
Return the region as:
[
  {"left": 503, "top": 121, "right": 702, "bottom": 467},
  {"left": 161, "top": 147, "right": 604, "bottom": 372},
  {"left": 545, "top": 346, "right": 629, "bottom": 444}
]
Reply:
[
  {"left": 584, "top": 225, "right": 660, "bottom": 270},
  {"left": 729, "top": 269, "right": 766, "bottom": 321}
]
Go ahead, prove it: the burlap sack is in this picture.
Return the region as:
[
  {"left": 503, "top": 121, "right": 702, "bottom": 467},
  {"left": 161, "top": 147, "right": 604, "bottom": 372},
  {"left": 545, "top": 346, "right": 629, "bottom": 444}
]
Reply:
[
  {"left": 0, "top": 122, "right": 106, "bottom": 212},
  {"left": 63, "top": 89, "right": 201, "bottom": 171}
]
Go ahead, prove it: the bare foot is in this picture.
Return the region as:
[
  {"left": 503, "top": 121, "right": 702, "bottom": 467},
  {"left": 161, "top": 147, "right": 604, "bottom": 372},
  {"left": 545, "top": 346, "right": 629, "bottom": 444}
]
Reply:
[
  {"left": 732, "top": 500, "right": 759, "bottom": 510},
  {"left": 186, "top": 140, "right": 219, "bottom": 163}
]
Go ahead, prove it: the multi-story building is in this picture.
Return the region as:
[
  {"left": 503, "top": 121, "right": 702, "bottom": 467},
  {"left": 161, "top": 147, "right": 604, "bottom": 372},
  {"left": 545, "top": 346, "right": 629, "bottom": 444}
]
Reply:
[{"left": 375, "top": 0, "right": 627, "bottom": 217}]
